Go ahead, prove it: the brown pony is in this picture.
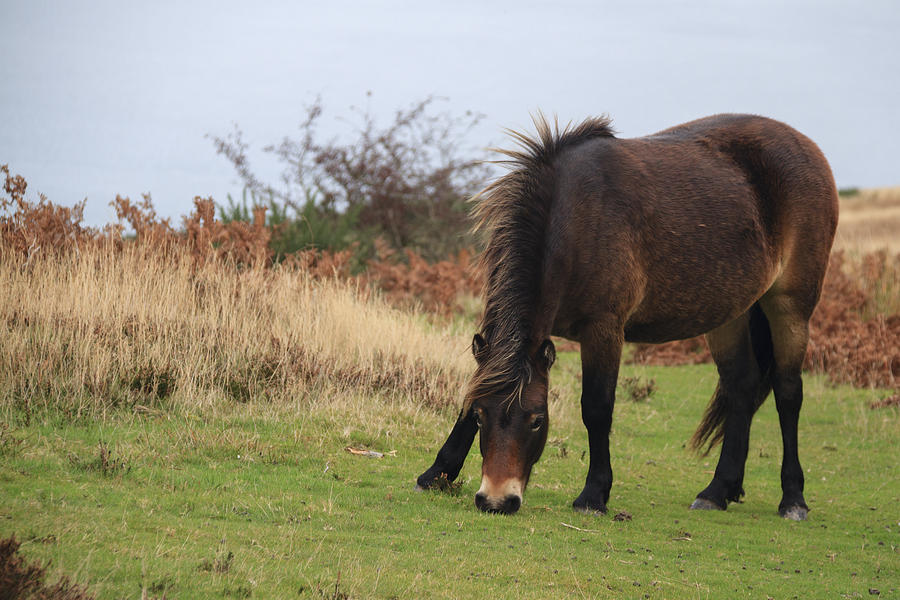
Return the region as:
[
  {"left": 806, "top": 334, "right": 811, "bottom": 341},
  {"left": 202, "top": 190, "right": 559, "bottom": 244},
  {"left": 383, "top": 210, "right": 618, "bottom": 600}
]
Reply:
[{"left": 416, "top": 113, "right": 838, "bottom": 520}]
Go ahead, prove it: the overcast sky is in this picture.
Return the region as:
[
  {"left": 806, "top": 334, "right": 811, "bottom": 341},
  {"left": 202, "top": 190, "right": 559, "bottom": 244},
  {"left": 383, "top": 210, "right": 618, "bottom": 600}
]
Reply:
[{"left": 2, "top": 0, "right": 898, "bottom": 226}]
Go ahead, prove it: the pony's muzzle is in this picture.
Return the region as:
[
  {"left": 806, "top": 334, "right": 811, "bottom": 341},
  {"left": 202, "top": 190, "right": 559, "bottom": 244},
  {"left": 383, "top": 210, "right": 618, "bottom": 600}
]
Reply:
[
  {"left": 475, "top": 491, "right": 521, "bottom": 514},
  {"left": 475, "top": 477, "right": 523, "bottom": 514}
]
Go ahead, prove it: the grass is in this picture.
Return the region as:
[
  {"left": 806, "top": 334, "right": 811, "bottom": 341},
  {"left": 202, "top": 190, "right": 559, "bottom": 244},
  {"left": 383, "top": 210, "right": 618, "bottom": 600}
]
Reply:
[{"left": 1, "top": 357, "right": 897, "bottom": 599}]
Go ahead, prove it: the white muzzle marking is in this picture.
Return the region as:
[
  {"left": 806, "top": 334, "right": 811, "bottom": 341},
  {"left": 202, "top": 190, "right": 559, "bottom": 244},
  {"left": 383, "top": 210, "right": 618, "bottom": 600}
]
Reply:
[{"left": 477, "top": 474, "right": 523, "bottom": 503}]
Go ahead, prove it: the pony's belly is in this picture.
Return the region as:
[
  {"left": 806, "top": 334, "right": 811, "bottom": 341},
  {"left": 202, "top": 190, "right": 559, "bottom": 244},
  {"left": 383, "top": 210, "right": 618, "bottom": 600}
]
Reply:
[
  {"left": 622, "top": 259, "right": 775, "bottom": 344},
  {"left": 624, "top": 319, "right": 719, "bottom": 344},
  {"left": 623, "top": 301, "right": 749, "bottom": 344}
]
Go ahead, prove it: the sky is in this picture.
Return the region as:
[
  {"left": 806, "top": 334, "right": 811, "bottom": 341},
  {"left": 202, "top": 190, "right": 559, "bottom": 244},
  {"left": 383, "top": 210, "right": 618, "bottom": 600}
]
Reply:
[{"left": 2, "top": 0, "right": 898, "bottom": 226}]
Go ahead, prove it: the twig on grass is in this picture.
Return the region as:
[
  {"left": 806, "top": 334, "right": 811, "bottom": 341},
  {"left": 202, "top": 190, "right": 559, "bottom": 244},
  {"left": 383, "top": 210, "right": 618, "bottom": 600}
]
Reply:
[{"left": 344, "top": 446, "right": 396, "bottom": 458}]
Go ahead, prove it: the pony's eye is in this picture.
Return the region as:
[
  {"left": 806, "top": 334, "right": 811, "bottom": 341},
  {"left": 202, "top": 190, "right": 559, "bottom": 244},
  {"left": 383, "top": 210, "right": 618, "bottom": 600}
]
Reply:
[
  {"left": 531, "top": 416, "right": 545, "bottom": 431},
  {"left": 473, "top": 412, "right": 482, "bottom": 428}
]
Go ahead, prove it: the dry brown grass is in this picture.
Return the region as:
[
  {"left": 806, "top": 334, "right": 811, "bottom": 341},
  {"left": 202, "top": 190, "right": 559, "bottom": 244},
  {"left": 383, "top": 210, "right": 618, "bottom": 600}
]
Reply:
[
  {"left": 0, "top": 242, "right": 472, "bottom": 417},
  {"left": 3, "top": 163, "right": 898, "bottom": 415},
  {"left": 834, "top": 186, "right": 900, "bottom": 254},
  {"left": 1, "top": 164, "right": 481, "bottom": 418}
]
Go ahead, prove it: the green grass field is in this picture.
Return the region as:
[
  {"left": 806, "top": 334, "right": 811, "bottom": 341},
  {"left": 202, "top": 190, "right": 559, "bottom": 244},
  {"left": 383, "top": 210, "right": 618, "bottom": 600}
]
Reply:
[{"left": 1, "top": 356, "right": 897, "bottom": 599}]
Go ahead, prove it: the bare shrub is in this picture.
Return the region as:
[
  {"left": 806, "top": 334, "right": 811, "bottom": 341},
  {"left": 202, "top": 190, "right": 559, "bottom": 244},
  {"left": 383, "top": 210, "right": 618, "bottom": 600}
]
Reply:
[{"left": 210, "top": 96, "right": 491, "bottom": 260}]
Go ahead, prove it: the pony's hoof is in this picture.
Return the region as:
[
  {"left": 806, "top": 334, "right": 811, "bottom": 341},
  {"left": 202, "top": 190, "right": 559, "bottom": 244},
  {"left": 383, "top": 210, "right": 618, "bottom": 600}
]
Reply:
[
  {"left": 572, "top": 491, "right": 608, "bottom": 515},
  {"left": 780, "top": 505, "right": 808, "bottom": 521},
  {"left": 690, "top": 497, "right": 725, "bottom": 511}
]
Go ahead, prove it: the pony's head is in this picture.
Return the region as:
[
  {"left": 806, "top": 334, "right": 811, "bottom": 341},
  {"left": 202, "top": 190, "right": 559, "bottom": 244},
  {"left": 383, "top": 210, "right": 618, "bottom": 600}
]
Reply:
[{"left": 467, "top": 332, "right": 556, "bottom": 514}]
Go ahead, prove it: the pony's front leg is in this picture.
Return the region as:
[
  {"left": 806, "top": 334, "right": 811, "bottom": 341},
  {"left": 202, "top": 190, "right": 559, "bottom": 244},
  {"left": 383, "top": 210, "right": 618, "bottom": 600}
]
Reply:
[
  {"left": 416, "top": 408, "right": 478, "bottom": 490},
  {"left": 573, "top": 330, "right": 623, "bottom": 514}
]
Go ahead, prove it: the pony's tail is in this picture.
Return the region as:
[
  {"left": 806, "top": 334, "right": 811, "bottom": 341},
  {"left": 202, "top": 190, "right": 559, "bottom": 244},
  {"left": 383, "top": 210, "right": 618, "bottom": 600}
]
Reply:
[{"left": 690, "top": 304, "right": 775, "bottom": 455}]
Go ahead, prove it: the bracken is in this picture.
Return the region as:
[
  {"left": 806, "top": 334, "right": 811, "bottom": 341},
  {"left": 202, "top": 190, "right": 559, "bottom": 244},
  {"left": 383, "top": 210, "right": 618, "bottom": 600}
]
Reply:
[{"left": 2, "top": 165, "right": 896, "bottom": 393}]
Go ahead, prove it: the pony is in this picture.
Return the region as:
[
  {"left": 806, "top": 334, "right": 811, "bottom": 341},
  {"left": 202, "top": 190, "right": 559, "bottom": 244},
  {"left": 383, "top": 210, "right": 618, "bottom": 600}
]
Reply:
[{"left": 416, "top": 113, "right": 837, "bottom": 520}]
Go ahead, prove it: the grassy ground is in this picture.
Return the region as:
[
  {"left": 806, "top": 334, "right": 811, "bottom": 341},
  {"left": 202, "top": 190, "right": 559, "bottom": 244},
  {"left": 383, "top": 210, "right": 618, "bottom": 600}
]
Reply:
[
  {"left": 2, "top": 356, "right": 897, "bottom": 599},
  {"left": 2, "top": 187, "right": 898, "bottom": 599}
]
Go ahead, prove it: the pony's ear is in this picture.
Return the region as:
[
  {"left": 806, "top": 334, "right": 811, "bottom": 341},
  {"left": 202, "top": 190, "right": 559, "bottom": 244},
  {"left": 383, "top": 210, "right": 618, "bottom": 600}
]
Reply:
[
  {"left": 537, "top": 339, "right": 556, "bottom": 372},
  {"left": 472, "top": 333, "right": 487, "bottom": 360}
]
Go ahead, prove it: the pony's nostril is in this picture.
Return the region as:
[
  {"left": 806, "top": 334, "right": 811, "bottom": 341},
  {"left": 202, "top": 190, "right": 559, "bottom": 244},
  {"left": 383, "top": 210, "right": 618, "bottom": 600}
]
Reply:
[
  {"left": 474, "top": 492, "right": 489, "bottom": 511},
  {"left": 501, "top": 495, "right": 521, "bottom": 514}
]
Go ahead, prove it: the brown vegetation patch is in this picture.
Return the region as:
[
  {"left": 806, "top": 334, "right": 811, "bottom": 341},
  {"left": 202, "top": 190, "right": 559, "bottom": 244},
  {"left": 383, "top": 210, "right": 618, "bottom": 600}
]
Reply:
[
  {"left": 805, "top": 251, "right": 900, "bottom": 389},
  {"left": 363, "top": 239, "right": 481, "bottom": 315},
  {"left": 0, "top": 535, "right": 95, "bottom": 600},
  {"left": 3, "top": 165, "right": 898, "bottom": 409},
  {"left": 2, "top": 165, "right": 482, "bottom": 316},
  {"left": 629, "top": 336, "right": 711, "bottom": 367},
  {"left": 869, "top": 394, "right": 900, "bottom": 409}
]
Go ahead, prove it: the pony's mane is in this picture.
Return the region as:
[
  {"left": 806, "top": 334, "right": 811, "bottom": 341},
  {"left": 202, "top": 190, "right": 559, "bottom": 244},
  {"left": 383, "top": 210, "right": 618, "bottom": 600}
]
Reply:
[{"left": 464, "top": 114, "right": 615, "bottom": 411}]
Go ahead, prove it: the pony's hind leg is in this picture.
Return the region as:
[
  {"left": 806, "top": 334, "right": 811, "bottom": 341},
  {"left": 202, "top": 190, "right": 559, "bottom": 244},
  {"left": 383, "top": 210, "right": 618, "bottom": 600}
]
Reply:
[
  {"left": 758, "top": 293, "right": 812, "bottom": 520},
  {"left": 691, "top": 308, "right": 771, "bottom": 511}
]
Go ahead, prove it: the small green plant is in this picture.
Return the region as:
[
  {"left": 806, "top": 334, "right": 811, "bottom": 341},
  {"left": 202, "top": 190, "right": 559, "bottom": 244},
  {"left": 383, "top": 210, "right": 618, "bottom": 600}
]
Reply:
[
  {"left": 218, "top": 187, "right": 265, "bottom": 224},
  {"left": 270, "top": 192, "right": 368, "bottom": 262},
  {"left": 309, "top": 572, "right": 350, "bottom": 600},
  {"left": 218, "top": 186, "right": 368, "bottom": 266},
  {"left": 200, "top": 543, "right": 234, "bottom": 574},
  {"left": 0, "top": 423, "right": 24, "bottom": 458},
  {"left": 68, "top": 441, "right": 130, "bottom": 477},
  {"left": 128, "top": 363, "right": 177, "bottom": 401},
  {"left": 223, "top": 583, "right": 253, "bottom": 598},
  {"left": 620, "top": 375, "right": 657, "bottom": 402},
  {"left": 428, "top": 472, "right": 463, "bottom": 496}
]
